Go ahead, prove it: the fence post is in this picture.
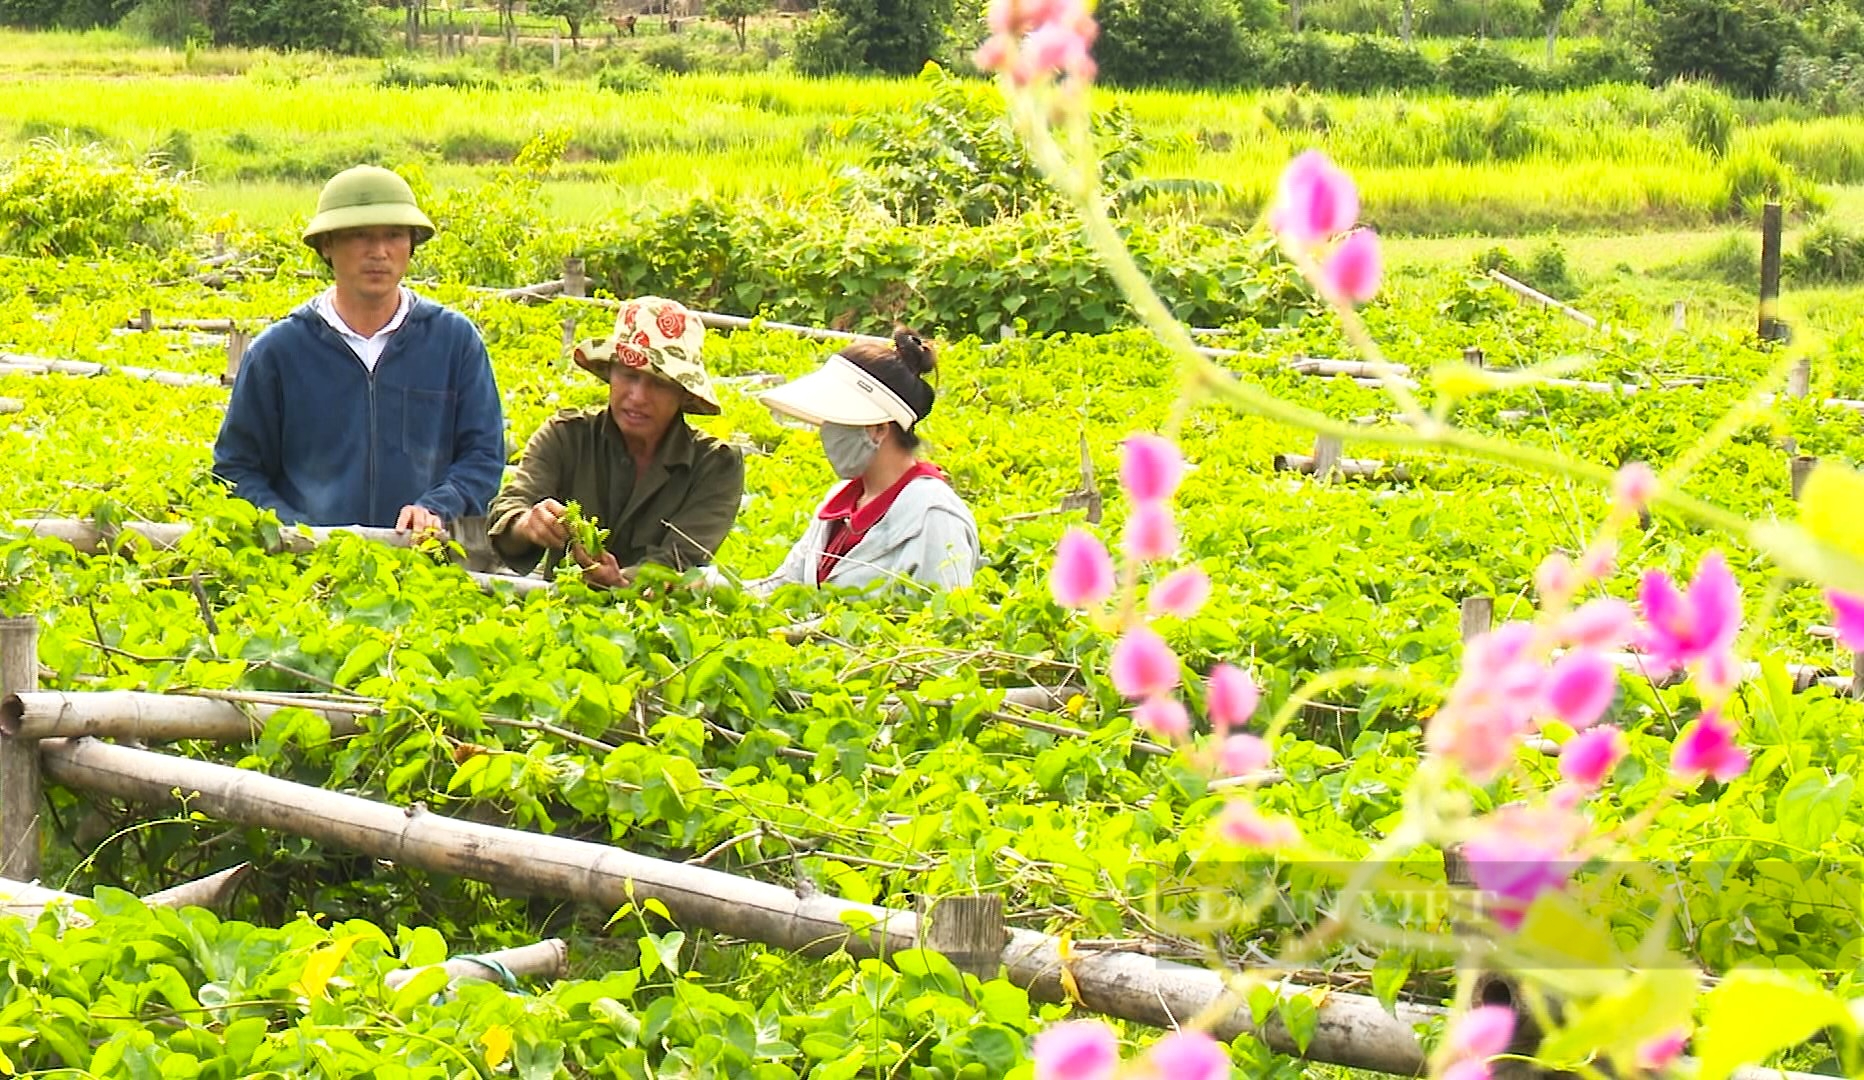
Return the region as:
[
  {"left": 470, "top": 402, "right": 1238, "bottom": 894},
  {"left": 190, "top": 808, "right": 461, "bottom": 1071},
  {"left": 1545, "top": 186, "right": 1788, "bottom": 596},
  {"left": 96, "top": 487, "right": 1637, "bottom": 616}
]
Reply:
[
  {"left": 1759, "top": 202, "right": 1785, "bottom": 343},
  {"left": 1462, "top": 346, "right": 1485, "bottom": 368},
  {"left": 138, "top": 307, "right": 154, "bottom": 332},
  {"left": 1671, "top": 300, "right": 1686, "bottom": 331},
  {"left": 1312, "top": 434, "right": 1342, "bottom": 482},
  {"left": 0, "top": 616, "right": 41, "bottom": 881},
  {"left": 223, "top": 329, "right": 250, "bottom": 387},
  {"left": 1788, "top": 357, "right": 1811, "bottom": 400},
  {"left": 1791, "top": 455, "right": 1818, "bottom": 501},
  {"left": 562, "top": 256, "right": 587, "bottom": 299},
  {"left": 1459, "top": 596, "right": 1493, "bottom": 644},
  {"left": 917, "top": 894, "right": 1005, "bottom": 981}
]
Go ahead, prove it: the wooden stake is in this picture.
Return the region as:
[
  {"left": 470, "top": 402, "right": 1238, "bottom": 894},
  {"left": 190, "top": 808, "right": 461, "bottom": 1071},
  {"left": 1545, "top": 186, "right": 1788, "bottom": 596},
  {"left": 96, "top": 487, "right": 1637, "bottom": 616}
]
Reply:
[
  {"left": 0, "top": 617, "right": 40, "bottom": 881},
  {"left": 1462, "top": 346, "right": 1485, "bottom": 368},
  {"left": 918, "top": 894, "right": 1005, "bottom": 980},
  {"left": 1853, "top": 653, "right": 1864, "bottom": 703},
  {"left": 1788, "top": 357, "right": 1811, "bottom": 399},
  {"left": 138, "top": 307, "right": 153, "bottom": 332},
  {"left": 1671, "top": 300, "right": 1686, "bottom": 331},
  {"left": 1312, "top": 434, "right": 1342, "bottom": 482},
  {"left": 564, "top": 259, "right": 588, "bottom": 300},
  {"left": 1759, "top": 202, "right": 1785, "bottom": 343},
  {"left": 37, "top": 737, "right": 1439, "bottom": 1076},
  {"left": 224, "top": 329, "right": 250, "bottom": 387},
  {"left": 1459, "top": 596, "right": 1492, "bottom": 643},
  {"left": 562, "top": 318, "right": 577, "bottom": 353},
  {"left": 1791, "top": 455, "right": 1818, "bottom": 501}
]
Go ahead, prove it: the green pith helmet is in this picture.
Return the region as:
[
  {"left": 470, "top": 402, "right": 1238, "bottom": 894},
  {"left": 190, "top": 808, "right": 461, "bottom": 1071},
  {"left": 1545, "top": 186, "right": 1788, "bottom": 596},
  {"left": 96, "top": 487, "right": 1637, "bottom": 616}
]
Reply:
[{"left": 301, "top": 165, "right": 436, "bottom": 251}]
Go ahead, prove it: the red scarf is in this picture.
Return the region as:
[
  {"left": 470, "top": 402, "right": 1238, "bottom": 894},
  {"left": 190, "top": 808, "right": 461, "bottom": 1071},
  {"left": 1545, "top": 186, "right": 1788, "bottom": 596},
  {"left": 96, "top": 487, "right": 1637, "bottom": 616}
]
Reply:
[{"left": 816, "top": 461, "right": 947, "bottom": 584}]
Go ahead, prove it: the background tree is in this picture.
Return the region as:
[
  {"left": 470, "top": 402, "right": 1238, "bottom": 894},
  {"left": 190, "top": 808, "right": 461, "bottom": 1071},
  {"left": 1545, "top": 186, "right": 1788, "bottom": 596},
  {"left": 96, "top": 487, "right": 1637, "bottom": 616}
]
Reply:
[
  {"left": 813, "top": 0, "right": 954, "bottom": 73},
  {"left": 710, "top": 0, "right": 768, "bottom": 49},
  {"left": 1541, "top": 0, "right": 1569, "bottom": 63},
  {"left": 1400, "top": 0, "right": 1414, "bottom": 44},
  {"left": 533, "top": 0, "right": 601, "bottom": 44},
  {"left": 1645, "top": 0, "right": 1799, "bottom": 97}
]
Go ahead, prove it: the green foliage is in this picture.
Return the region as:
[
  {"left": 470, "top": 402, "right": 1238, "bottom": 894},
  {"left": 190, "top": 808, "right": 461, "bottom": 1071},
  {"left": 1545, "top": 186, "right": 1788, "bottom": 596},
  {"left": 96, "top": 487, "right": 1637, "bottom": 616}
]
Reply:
[
  {"left": 560, "top": 500, "right": 611, "bottom": 556},
  {"left": 1786, "top": 220, "right": 1864, "bottom": 286},
  {"left": 0, "top": 0, "right": 133, "bottom": 28},
  {"left": 0, "top": 138, "right": 191, "bottom": 256},
  {"left": 1441, "top": 40, "right": 1542, "bottom": 95},
  {"left": 530, "top": 0, "right": 601, "bottom": 44},
  {"left": 411, "top": 130, "right": 572, "bottom": 286},
  {"left": 814, "top": 0, "right": 954, "bottom": 74},
  {"left": 709, "top": 0, "right": 770, "bottom": 51},
  {"left": 1094, "top": 0, "right": 1251, "bottom": 88},
  {"left": 1645, "top": 0, "right": 1799, "bottom": 98}
]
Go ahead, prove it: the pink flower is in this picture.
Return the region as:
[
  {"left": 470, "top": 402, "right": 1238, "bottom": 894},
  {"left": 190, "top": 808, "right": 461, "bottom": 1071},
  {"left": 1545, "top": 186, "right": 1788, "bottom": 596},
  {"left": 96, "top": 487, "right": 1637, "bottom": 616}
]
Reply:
[
  {"left": 1670, "top": 708, "right": 1748, "bottom": 783},
  {"left": 1123, "top": 502, "right": 1179, "bottom": 563},
  {"left": 1051, "top": 529, "right": 1115, "bottom": 608},
  {"left": 1827, "top": 590, "right": 1864, "bottom": 651},
  {"left": 1638, "top": 551, "right": 1741, "bottom": 676},
  {"left": 1426, "top": 623, "right": 1545, "bottom": 782},
  {"left": 1614, "top": 462, "right": 1658, "bottom": 514},
  {"left": 1636, "top": 1029, "right": 1688, "bottom": 1071},
  {"left": 1440, "top": 1062, "right": 1492, "bottom": 1080},
  {"left": 1218, "top": 733, "right": 1271, "bottom": 776},
  {"left": 1111, "top": 627, "right": 1180, "bottom": 699},
  {"left": 1121, "top": 435, "right": 1184, "bottom": 503},
  {"left": 972, "top": 36, "right": 1009, "bottom": 71},
  {"left": 1541, "top": 650, "right": 1617, "bottom": 730},
  {"left": 1578, "top": 541, "right": 1616, "bottom": 582},
  {"left": 1447, "top": 1006, "right": 1516, "bottom": 1061},
  {"left": 1138, "top": 1030, "right": 1230, "bottom": 1080},
  {"left": 979, "top": 0, "right": 1099, "bottom": 85},
  {"left": 1214, "top": 798, "right": 1300, "bottom": 850},
  {"left": 1558, "top": 725, "right": 1627, "bottom": 789},
  {"left": 1535, "top": 554, "right": 1576, "bottom": 604},
  {"left": 1270, "top": 150, "right": 1358, "bottom": 248},
  {"left": 1033, "top": 1020, "right": 1119, "bottom": 1080},
  {"left": 1558, "top": 599, "right": 1635, "bottom": 651},
  {"left": 1205, "top": 664, "right": 1259, "bottom": 729},
  {"left": 1320, "top": 228, "right": 1382, "bottom": 305},
  {"left": 1135, "top": 694, "right": 1190, "bottom": 738},
  {"left": 1012, "top": 21, "right": 1096, "bottom": 86},
  {"left": 1148, "top": 566, "right": 1210, "bottom": 619},
  {"left": 1462, "top": 802, "right": 1587, "bottom": 930}
]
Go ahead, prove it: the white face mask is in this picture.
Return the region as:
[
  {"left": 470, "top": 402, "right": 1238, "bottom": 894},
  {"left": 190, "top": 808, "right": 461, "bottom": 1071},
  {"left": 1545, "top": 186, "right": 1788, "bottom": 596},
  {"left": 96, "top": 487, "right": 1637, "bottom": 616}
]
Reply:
[{"left": 820, "top": 422, "right": 879, "bottom": 479}]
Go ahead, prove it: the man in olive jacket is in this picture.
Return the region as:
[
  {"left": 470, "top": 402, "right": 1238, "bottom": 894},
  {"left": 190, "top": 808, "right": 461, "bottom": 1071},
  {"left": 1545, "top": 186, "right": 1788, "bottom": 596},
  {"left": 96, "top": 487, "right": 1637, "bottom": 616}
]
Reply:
[{"left": 488, "top": 297, "right": 744, "bottom": 587}]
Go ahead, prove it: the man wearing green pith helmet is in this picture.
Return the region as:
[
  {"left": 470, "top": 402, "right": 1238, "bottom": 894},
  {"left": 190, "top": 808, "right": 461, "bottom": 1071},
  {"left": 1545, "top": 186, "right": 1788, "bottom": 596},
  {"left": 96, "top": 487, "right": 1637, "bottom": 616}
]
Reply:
[{"left": 213, "top": 165, "right": 506, "bottom": 533}]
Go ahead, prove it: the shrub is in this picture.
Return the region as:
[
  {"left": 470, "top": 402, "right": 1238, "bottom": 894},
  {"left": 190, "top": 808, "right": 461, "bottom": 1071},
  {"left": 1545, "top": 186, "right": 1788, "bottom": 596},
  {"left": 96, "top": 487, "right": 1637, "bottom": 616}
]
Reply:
[
  {"left": 1663, "top": 81, "right": 1735, "bottom": 156},
  {"left": 1442, "top": 41, "right": 1540, "bottom": 95},
  {"left": 1556, "top": 41, "right": 1649, "bottom": 88},
  {"left": 375, "top": 60, "right": 499, "bottom": 90},
  {"left": 0, "top": 139, "right": 192, "bottom": 257},
  {"left": 1786, "top": 220, "right": 1864, "bottom": 285},
  {"left": 1331, "top": 36, "right": 1436, "bottom": 94},
  {"left": 1718, "top": 146, "right": 1825, "bottom": 218},
  {"left": 813, "top": 0, "right": 954, "bottom": 74},
  {"left": 789, "top": 13, "right": 856, "bottom": 75},
  {"left": 596, "top": 60, "right": 656, "bottom": 94},
  {"left": 1259, "top": 88, "right": 1332, "bottom": 132},
  {"left": 640, "top": 40, "right": 694, "bottom": 73},
  {"left": 212, "top": 0, "right": 381, "bottom": 54},
  {"left": 1645, "top": 0, "right": 1798, "bottom": 98},
  {"left": 1260, "top": 33, "right": 1337, "bottom": 88},
  {"left": 0, "top": 0, "right": 134, "bottom": 28},
  {"left": 1090, "top": 0, "right": 1249, "bottom": 87}
]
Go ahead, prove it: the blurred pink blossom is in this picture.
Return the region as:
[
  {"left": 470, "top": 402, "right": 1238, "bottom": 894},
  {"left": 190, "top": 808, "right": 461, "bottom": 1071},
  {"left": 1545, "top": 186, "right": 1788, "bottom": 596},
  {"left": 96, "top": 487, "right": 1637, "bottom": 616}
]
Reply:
[
  {"left": 1320, "top": 228, "right": 1383, "bottom": 305},
  {"left": 1426, "top": 622, "right": 1544, "bottom": 782},
  {"left": 976, "top": 0, "right": 1098, "bottom": 86},
  {"left": 1827, "top": 590, "right": 1864, "bottom": 651},
  {"left": 1121, "top": 434, "right": 1184, "bottom": 503},
  {"left": 1440, "top": 1062, "right": 1492, "bottom": 1080},
  {"left": 1636, "top": 1030, "right": 1688, "bottom": 1071},
  {"left": 1051, "top": 528, "right": 1115, "bottom": 608},
  {"left": 1218, "top": 733, "right": 1271, "bottom": 777},
  {"left": 1124, "top": 502, "right": 1179, "bottom": 563},
  {"left": 1542, "top": 650, "right": 1617, "bottom": 730},
  {"left": 1135, "top": 694, "right": 1190, "bottom": 738},
  {"left": 1578, "top": 541, "right": 1617, "bottom": 582},
  {"left": 1614, "top": 462, "right": 1658, "bottom": 514},
  {"left": 1215, "top": 799, "right": 1300, "bottom": 849},
  {"left": 1270, "top": 150, "right": 1358, "bottom": 248},
  {"left": 1535, "top": 554, "right": 1577, "bottom": 604},
  {"left": 1033, "top": 1020, "right": 1119, "bottom": 1080},
  {"left": 1463, "top": 801, "right": 1588, "bottom": 930},
  {"left": 1111, "top": 626, "right": 1180, "bottom": 699},
  {"left": 1149, "top": 566, "right": 1211, "bottom": 619},
  {"left": 1205, "top": 663, "right": 1259, "bottom": 729},
  {"left": 1558, "top": 599, "right": 1636, "bottom": 651},
  {"left": 1447, "top": 1006, "right": 1516, "bottom": 1061},
  {"left": 1138, "top": 1030, "right": 1230, "bottom": 1080},
  {"left": 1671, "top": 708, "right": 1748, "bottom": 783},
  {"left": 1558, "top": 725, "right": 1627, "bottom": 789},
  {"left": 1638, "top": 551, "right": 1741, "bottom": 678}
]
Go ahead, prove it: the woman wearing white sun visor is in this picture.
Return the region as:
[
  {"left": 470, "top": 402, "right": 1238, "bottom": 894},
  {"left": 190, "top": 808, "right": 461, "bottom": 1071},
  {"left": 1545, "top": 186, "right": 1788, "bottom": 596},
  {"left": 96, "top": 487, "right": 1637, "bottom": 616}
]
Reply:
[{"left": 749, "top": 331, "right": 981, "bottom": 593}]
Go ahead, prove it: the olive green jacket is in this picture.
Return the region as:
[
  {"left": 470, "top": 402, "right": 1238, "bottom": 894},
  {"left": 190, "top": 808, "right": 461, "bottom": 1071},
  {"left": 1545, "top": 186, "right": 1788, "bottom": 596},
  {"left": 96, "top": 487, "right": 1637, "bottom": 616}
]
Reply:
[{"left": 487, "top": 407, "right": 745, "bottom": 576}]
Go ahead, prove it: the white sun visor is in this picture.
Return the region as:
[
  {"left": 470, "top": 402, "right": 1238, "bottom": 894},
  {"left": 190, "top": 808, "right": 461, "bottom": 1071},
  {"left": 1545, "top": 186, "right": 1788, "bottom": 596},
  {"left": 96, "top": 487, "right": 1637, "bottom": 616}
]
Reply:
[{"left": 758, "top": 355, "right": 918, "bottom": 429}]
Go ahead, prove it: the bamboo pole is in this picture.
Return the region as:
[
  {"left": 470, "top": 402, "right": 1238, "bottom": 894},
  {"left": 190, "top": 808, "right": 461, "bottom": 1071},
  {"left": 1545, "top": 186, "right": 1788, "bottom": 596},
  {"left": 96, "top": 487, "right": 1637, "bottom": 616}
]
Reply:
[
  {"left": 13, "top": 517, "right": 411, "bottom": 554},
  {"left": 0, "top": 398, "right": 20, "bottom": 415},
  {"left": 0, "top": 875, "right": 87, "bottom": 924},
  {"left": 384, "top": 938, "right": 568, "bottom": 991},
  {"left": 141, "top": 862, "right": 250, "bottom": 912},
  {"left": 38, "top": 737, "right": 1437, "bottom": 1076},
  {"left": 0, "top": 618, "right": 40, "bottom": 881},
  {"left": 1286, "top": 357, "right": 1416, "bottom": 384},
  {"left": 1271, "top": 454, "right": 1410, "bottom": 481},
  {"left": 0, "top": 691, "right": 367, "bottom": 743},
  {"left": 0, "top": 353, "right": 221, "bottom": 388},
  {"left": 1488, "top": 270, "right": 1601, "bottom": 331}
]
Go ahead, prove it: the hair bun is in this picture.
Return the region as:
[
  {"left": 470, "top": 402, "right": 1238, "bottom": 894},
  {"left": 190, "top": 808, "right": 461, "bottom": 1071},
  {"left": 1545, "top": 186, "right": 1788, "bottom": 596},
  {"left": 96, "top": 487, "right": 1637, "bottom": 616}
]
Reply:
[{"left": 892, "top": 327, "right": 937, "bottom": 377}]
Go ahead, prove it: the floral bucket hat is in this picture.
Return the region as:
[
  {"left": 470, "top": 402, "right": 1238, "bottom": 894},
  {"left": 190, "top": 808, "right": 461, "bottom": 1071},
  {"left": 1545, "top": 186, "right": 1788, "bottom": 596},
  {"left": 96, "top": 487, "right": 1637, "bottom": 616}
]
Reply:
[{"left": 570, "top": 296, "right": 720, "bottom": 416}]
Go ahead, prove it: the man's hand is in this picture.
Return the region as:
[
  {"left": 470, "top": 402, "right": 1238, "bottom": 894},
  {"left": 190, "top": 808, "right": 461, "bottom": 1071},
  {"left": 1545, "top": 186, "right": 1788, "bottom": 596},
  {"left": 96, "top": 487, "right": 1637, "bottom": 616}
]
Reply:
[
  {"left": 396, "top": 504, "right": 445, "bottom": 537},
  {"left": 517, "top": 498, "right": 571, "bottom": 549},
  {"left": 569, "top": 543, "right": 630, "bottom": 590}
]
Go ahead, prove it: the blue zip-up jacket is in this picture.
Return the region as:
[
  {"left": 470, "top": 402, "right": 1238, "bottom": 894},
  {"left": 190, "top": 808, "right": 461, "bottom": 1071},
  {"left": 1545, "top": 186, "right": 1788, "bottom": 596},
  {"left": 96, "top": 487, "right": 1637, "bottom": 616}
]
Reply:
[{"left": 212, "top": 295, "right": 506, "bottom": 528}]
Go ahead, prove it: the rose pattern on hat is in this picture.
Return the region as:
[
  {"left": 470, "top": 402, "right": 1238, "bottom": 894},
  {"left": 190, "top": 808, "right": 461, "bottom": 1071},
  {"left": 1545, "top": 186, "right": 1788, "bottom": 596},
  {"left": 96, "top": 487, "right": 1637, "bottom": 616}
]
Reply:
[
  {"left": 616, "top": 344, "right": 650, "bottom": 368},
  {"left": 656, "top": 307, "right": 687, "bottom": 340}
]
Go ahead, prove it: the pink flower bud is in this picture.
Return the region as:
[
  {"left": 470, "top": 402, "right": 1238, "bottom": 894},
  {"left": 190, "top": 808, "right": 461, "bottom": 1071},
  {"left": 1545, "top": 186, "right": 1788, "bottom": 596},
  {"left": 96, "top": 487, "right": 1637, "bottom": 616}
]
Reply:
[
  {"left": 973, "top": 36, "right": 1010, "bottom": 73},
  {"left": 1535, "top": 554, "right": 1576, "bottom": 603},
  {"left": 1671, "top": 708, "right": 1748, "bottom": 783},
  {"left": 1636, "top": 1030, "right": 1688, "bottom": 1071},
  {"left": 1320, "top": 228, "right": 1382, "bottom": 305},
  {"left": 1559, "top": 599, "right": 1635, "bottom": 651},
  {"left": 1269, "top": 150, "right": 1358, "bottom": 248},
  {"left": 1205, "top": 663, "right": 1259, "bottom": 729},
  {"left": 1542, "top": 650, "right": 1617, "bottom": 730},
  {"left": 1110, "top": 626, "right": 1180, "bottom": 699},
  {"left": 1214, "top": 798, "right": 1299, "bottom": 850},
  {"left": 1613, "top": 461, "right": 1658, "bottom": 514},
  {"left": 1033, "top": 1020, "right": 1119, "bottom": 1080},
  {"left": 1123, "top": 502, "right": 1179, "bottom": 563},
  {"left": 1218, "top": 733, "right": 1271, "bottom": 776},
  {"left": 1558, "top": 725, "right": 1626, "bottom": 789},
  {"left": 1148, "top": 566, "right": 1211, "bottom": 619},
  {"left": 1135, "top": 694, "right": 1190, "bottom": 738},
  {"left": 1139, "top": 1030, "right": 1230, "bottom": 1080},
  {"left": 1121, "top": 434, "right": 1184, "bottom": 502},
  {"left": 1827, "top": 590, "right": 1864, "bottom": 651},
  {"left": 1578, "top": 540, "right": 1617, "bottom": 582},
  {"left": 1050, "top": 528, "right": 1114, "bottom": 608},
  {"left": 1448, "top": 1006, "right": 1516, "bottom": 1061}
]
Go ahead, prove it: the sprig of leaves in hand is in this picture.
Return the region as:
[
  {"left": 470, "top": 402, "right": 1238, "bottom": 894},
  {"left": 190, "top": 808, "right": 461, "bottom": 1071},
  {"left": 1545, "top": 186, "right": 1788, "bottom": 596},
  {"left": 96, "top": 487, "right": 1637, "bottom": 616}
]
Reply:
[{"left": 560, "top": 500, "right": 610, "bottom": 558}]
